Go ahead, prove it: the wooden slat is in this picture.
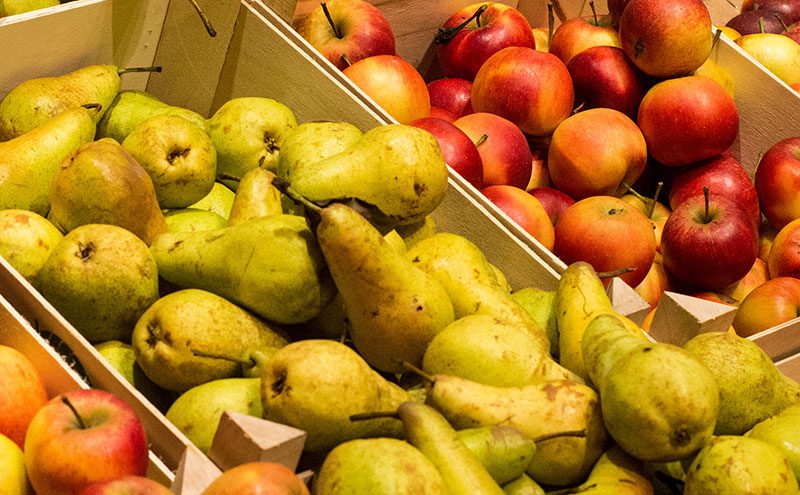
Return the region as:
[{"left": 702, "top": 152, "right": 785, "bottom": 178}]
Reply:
[{"left": 112, "top": 0, "right": 171, "bottom": 90}]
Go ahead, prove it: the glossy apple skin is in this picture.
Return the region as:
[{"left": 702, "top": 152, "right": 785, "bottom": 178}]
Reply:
[
  {"left": 786, "top": 24, "right": 800, "bottom": 44},
  {"left": 295, "top": 0, "right": 396, "bottom": 70},
  {"left": 743, "top": 0, "right": 800, "bottom": 23},
  {"left": 634, "top": 252, "right": 671, "bottom": 309},
  {"left": 427, "top": 78, "right": 473, "bottom": 118},
  {"left": 637, "top": 76, "right": 739, "bottom": 166},
  {"left": 735, "top": 33, "right": 800, "bottom": 86},
  {"left": 427, "top": 107, "right": 457, "bottom": 122},
  {"left": 529, "top": 186, "right": 575, "bottom": 226},
  {"left": 721, "top": 257, "right": 769, "bottom": 304},
  {"left": 661, "top": 194, "right": 759, "bottom": 291},
  {"left": 472, "top": 46, "right": 574, "bottom": 137},
  {"left": 343, "top": 55, "right": 430, "bottom": 124},
  {"left": 453, "top": 112, "right": 532, "bottom": 189},
  {"left": 554, "top": 195, "right": 657, "bottom": 287},
  {"left": 202, "top": 462, "right": 310, "bottom": 495},
  {"left": 548, "top": 107, "right": 647, "bottom": 200},
  {"left": 410, "top": 117, "right": 484, "bottom": 189},
  {"left": 566, "top": 45, "right": 648, "bottom": 119},
  {"left": 549, "top": 14, "right": 622, "bottom": 65},
  {"left": 0, "top": 345, "right": 48, "bottom": 448},
  {"left": 727, "top": 9, "right": 790, "bottom": 35},
  {"left": 768, "top": 217, "right": 800, "bottom": 278},
  {"left": 668, "top": 151, "right": 760, "bottom": 229},
  {"left": 482, "top": 185, "right": 555, "bottom": 250},
  {"left": 619, "top": 0, "right": 713, "bottom": 78},
  {"left": 436, "top": 2, "right": 535, "bottom": 81},
  {"left": 24, "top": 389, "right": 149, "bottom": 495},
  {"left": 755, "top": 137, "right": 800, "bottom": 229},
  {"left": 78, "top": 475, "right": 173, "bottom": 495},
  {"left": 732, "top": 276, "right": 800, "bottom": 337}
]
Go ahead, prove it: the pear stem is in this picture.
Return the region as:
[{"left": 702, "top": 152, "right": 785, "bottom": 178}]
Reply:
[
  {"left": 400, "top": 361, "right": 435, "bottom": 382},
  {"left": 217, "top": 172, "right": 242, "bottom": 183},
  {"left": 703, "top": 186, "right": 711, "bottom": 224},
  {"left": 190, "top": 348, "right": 251, "bottom": 366},
  {"left": 435, "top": 4, "right": 488, "bottom": 44},
  {"left": 186, "top": 0, "right": 217, "bottom": 37},
  {"left": 596, "top": 267, "right": 635, "bottom": 278},
  {"left": 118, "top": 66, "right": 163, "bottom": 75},
  {"left": 349, "top": 410, "right": 400, "bottom": 421},
  {"left": 589, "top": 0, "right": 598, "bottom": 25},
  {"left": 474, "top": 134, "right": 488, "bottom": 148},
  {"left": 271, "top": 177, "right": 324, "bottom": 214},
  {"left": 340, "top": 53, "right": 353, "bottom": 68},
  {"left": 62, "top": 396, "right": 88, "bottom": 430},
  {"left": 321, "top": 2, "right": 342, "bottom": 39},
  {"left": 547, "top": 1, "right": 555, "bottom": 43},
  {"left": 532, "top": 429, "right": 587, "bottom": 444},
  {"left": 648, "top": 181, "right": 664, "bottom": 220}
]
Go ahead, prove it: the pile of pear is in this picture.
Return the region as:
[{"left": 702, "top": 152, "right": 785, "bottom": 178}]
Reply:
[{"left": 3, "top": 64, "right": 800, "bottom": 494}]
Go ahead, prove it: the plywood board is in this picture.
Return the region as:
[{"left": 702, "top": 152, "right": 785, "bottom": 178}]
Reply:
[{"left": 112, "top": 0, "right": 171, "bottom": 90}]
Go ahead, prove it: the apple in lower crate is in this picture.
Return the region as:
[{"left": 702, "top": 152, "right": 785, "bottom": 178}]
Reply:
[
  {"left": 661, "top": 193, "right": 759, "bottom": 291},
  {"left": 768, "top": 217, "right": 800, "bottom": 278},
  {"left": 481, "top": 185, "right": 555, "bottom": 250},
  {"left": 78, "top": 476, "right": 172, "bottom": 495},
  {"left": 548, "top": 107, "right": 647, "bottom": 200},
  {"left": 548, "top": 13, "right": 621, "bottom": 65},
  {"left": 721, "top": 257, "right": 769, "bottom": 304},
  {"left": 554, "top": 195, "right": 657, "bottom": 288},
  {"left": 471, "top": 47, "right": 574, "bottom": 136},
  {"left": 24, "top": 389, "right": 149, "bottom": 495},
  {"left": 427, "top": 78, "right": 473, "bottom": 118},
  {"left": 726, "top": 9, "right": 788, "bottom": 35},
  {"left": 637, "top": 75, "right": 739, "bottom": 166},
  {"left": 736, "top": 33, "right": 800, "bottom": 86},
  {"left": 435, "top": 2, "right": 535, "bottom": 81},
  {"left": 0, "top": 345, "right": 48, "bottom": 448},
  {"left": 668, "top": 152, "right": 760, "bottom": 229},
  {"left": 202, "top": 462, "right": 309, "bottom": 495},
  {"left": 732, "top": 277, "right": 800, "bottom": 337},
  {"left": 453, "top": 112, "right": 531, "bottom": 189},
  {"left": 528, "top": 186, "right": 575, "bottom": 226},
  {"left": 295, "top": 0, "right": 395, "bottom": 71},
  {"left": 409, "top": 117, "right": 483, "bottom": 189},
  {"left": 343, "top": 55, "right": 429, "bottom": 124},
  {"left": 566, "top": 45, "right": 648, "bottom": 119},
  {"left": 755, "top": 137, "right": 800, "bottom": 229}
]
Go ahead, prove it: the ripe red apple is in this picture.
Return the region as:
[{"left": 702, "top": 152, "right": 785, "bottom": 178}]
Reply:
[
  {"left": 554, "top": 195, "right": 657, "bottom": 287},
  {"left": 471, "top": 46, "right": 574, "bottom": 136},
  {"left": 295, "top": 0, "right": 396, "bottom": 70},
  {"left": 435, "top": 3, "right": 535, "bottom": 81},
  {"left": 637, "top": 75, "right": 739, "bottom": 166},
  {"left": 548, "top": 107, "right": 647, "bottom": 200},
  {"left": 619, "top": 0, "right": 713, "bottom": 78},
  {"left": 427, "top": 77, "right": 473, "bottom": 118},
  {"left": 721, "top": 257, "right": 769, "bottom": 304},
  {"left": 732, "top": 276, "right": 800, "bottom": 337},
  {"left": 24, "top": 389, "right": 149, "bottom": 495},
  {"left": 427, "top": 107, "right": 457, "bottom": 122},
  {"left": 409, "top": 117, "right": 484, "bottom": 189},
  {"left": 529, "top": 186, "right": 576, "bottom": 226},
  {"left": 481, "top": 185, "right": 556, "bottom": 250},
  {"left": 668, "top": 151, "right": 760, "bottom": 229},
  {"left": 743, "top": 0, "right": 800, "bottom": 24},
  {"left": 768, "top": 217, "right": 800, "bottom": 278},
  {"left": 786, "top": 23, "right": 800, "bottom": 44},
  {"left": 342, "top": 54, "right": 430, "bottom": 124},
  {"left": 453, "top": 112, "right": 532, "bottom": 189},
  {"left": 566, "top": 45, "right": 648, "bottom": 119},
  {"left": 202, "top": 462, "right": 310, "bottom": 495},
  {"left": 726, "top": 10, "right": 786, "bottom": 35},
  {"left": 0, "top": 345, "right": 48, "bottom": 448},
  {"left": 660, "top": 191, "right": 759, "bottom": 290},
  {"left": 79, "top": 476, "right": 173, "bottom": 495},
  {"left": 755, "top": 137, "right": 800, "bottom": 229},
  {"left": 549, "top": 13, "right": 622, "bottom": 65}
]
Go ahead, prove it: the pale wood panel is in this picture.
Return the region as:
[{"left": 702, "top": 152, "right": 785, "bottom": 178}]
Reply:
[
  {"left": 112, "top": 0, "right": 171, "bottom": 90},
  {"left": 751, "top": 319, "right": 800, "bottom": 362},
  {"left": 778, "top": 352, "right": 800, "bottom": 382}
]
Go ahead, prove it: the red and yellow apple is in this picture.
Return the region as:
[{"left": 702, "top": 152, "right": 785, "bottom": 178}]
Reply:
[
  {"left": 548, "top": 13, "right": 621, "bottom": 65},
  {"left": 79, "top": 476, "right": 173, "bottom": 495},
  {"left": 732, "top": 276, "right": 800, "bottom": 337},
  {"left": 0, "top": 345, "right": 48, "bottom": 448},
  {"left": 768, "top": 217, "right": 800, "bottom": 278},
  {"left": 427, "top": 107, "right": 457, "bottom": 122},
  {"left": 202, "top": 462, "right": 310, "bottom": 495},
  {"left": 426, "top": 77, "right": 473, "bottom": 119},
  {"left": 526, "top": 147, "right": 551, "bottom": 190},
  {"left": 528, "top": 186, "right": 576, "bottom": 226},
  {"left": 410, "top": 117, "right": 484, "bottom": 189},
  {"left": 755, "top": 137, "right": 800, "bottom": 229},
  {"left": 726, "top": 9, "right": 786, "bottom": 35},
  {"left": 721, "top": 257, "right": 769, "bottom": 304},
  {"left": 481, "top": 185, "right": 556, "bottom": 249},
  {"left": 532, "top": 26, "right": 551, "bottom": 51},
  {"left": 620, "top": 188, "right": 671, "bottom": 251}
]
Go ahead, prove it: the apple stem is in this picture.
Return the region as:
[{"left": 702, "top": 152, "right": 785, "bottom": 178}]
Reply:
[
  {"left": 547, "top": 1, "right": 555, "bottom": 43},
  {"left": 711, "top": 28, "right": 722, "bottom": 50},
  {"left": 435, "top": 4, "right": 488, "bottom": 44},
  {"left": 400, "top": 360, "right": 435, "bottom": 382},
  {"left": 186, "top": 0, "right": 217, "bottom": 37},
  {"left": 62, "top": 396, "right": 88, "bottom": 430},
  {"left": 597, "top": 267, "right": 635, "bottom": 278},
  {"left": 474, "top": 134, "right": 488, "bottom": 148},
  {"left": 589, "top": 0, "right": 598, "bottom": 25},
  {"left": 271, "top": 176, "right": 324, "bottom": 214},
  {"left": 622, "top": 182, "right": 647, "bottom": 202},
  {"left": 349, "top": 410, "right": 399, "bottom": 421},
  {"left": 759, "top": 15, "right": 766, "bottom": 33},
  {"left": 340, "top": 53, "right": 352, "bottom": 67},
  {"left": 776, "top": 13, "right": 789, "bottom": 32},
  {"left": 648, "top": 181, "right": 664, "bottom": 220},
  {"left": 703, "top": 186, "right": 711, "bottom": 224},
  {"left": 320, "top": 2, "right": 342, "bottom": 39},
  {"left": 217, "top": 172, "right": 241, "bottom": 183},
  {"left": 190, "top": 348, "right": 251, "bottom": 366},
  {"left": 118, "top": 66, "right": 163, "bottom": 75},
  {"left": 533, "top": 429, "right": 588, "bottom": 444}
]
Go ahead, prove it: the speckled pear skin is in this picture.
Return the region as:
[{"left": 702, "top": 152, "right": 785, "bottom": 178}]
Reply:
[{"left": 97, "top": 90, "right": 208, "bottom": 143}]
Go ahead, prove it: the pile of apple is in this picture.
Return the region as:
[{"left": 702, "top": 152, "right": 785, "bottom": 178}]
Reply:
[{"left": 296, "top": 0, "right": 800, "bottom": 337}]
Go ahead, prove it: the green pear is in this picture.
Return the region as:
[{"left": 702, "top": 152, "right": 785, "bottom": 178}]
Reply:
[
  {"left": 394, "top": 215, "right": 438, "bottom": 249},
  {"left": 227, "top": 167, "right": 282, "bottom": 225},
  {"left": 37, "top": 224, "right": 159, "bottom": 343},
  {"left": 582, "top": 313, "right": 719, "bottom": 463},
  {"left": 0, "top": 209, "right": 63, "bottom": 284},
  {"left": 683, "top": 331, "right": 800, "bottom": 435},
  {"left": 312, "top": 438, "right": 447, "bottom": 495},
  {"left": 0, "top": 65, "right": 117, "bottom": 140},
  {"left": 94, "top": 340, "right": 173, "bottom": 412},
  {"left": 48, "top": 138, "right": 167, "bottom": 244},
  {"left": 570, "top": 446, "right": 654, "bottom": 494},
  {"left": 684, "top": 435, "right": 799, "bottom": 494},
  {"left": 131, "top": 288, "right": 288, "bottom": 393},
  {"left": 0, "top": 105, "right": 97, "bottom": 214},
  {"left": 502, "top": 474, "right": 544, "bottom": 495},
  {"left": 510, "top": 287, "right": 558, "bottom": 357},
  {"left": 458, "top": 425, "right": 537, "bottom": 485},
  {"left": 150, "top": 214, "right": 335, "bottom": 324},
  {"left": 97, "top": 90, "right": 208, "bottom": 143},
  {"left": 164, "top": 208, "right": 227, "bottom": 233},
  {"left": 165, "top": 377, "right": 263, "bottom": 454},
  {"left": 208, "top": 97, "right": 297, "bottom": 183},
  {"left": 289, "top": 124, "right": 449, "bottom": 229},
  {"left": 122, "top": 115, "right": 217, "bottom": 209},
  {"left": 314, "top": 202, "right": 454, "bottom": 373},
  {"left": 0, "top": 0, "right": 59, "bottom": 17},
  {"left": 747, "top": 406, "right": 800, "bottom": 480},
  {"left": 424, "top": 373, "right": 607, "bottom": 487},
  {"left": 189, "top": 182, "right": 235, "bottom": 219},
  {"left": 277, "top": 121, "right": 363, "bottom": 181},
  {"left": 260, "top": 339, "right": 409, "bottom": 452}
]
